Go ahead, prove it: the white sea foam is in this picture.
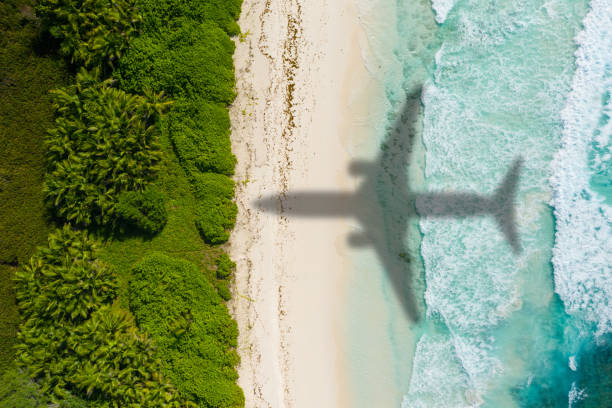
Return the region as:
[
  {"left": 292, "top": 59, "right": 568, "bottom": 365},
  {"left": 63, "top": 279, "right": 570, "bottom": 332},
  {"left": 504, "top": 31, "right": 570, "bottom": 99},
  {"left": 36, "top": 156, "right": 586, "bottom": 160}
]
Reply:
[
  {"left": 551, "top": 0, "right": 612, "bottom": 337},
  {"left": 568, "top": 382, "right": 588, "bottom": 407},
  {"left": 568, "top": 355, "right": 577, "bottom": 371},
  {"left": 431, "top": 0, "right": 456, "bottom": 24},
  {"left": 409, "top": 0, "right": 586, "bottom": 405},
  {"left": 402, "top": 334, "right": 474, "bottom": 408}
]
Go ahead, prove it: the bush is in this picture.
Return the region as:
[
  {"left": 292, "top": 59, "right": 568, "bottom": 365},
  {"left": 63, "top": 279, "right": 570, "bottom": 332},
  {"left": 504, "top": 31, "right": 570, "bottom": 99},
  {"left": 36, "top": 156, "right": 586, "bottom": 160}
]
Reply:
[
  {"left": 117, "top": 187, "right": 168, "bottom": 234},
  {"left": 66, "top": 306, "right": 185, "bottom": 407},
  {"left": 44, "top": 68, "right": 169, "bottom": 227},
  {"left": 136, "top": 0, "right": 242, "bottom": 35},
  {"left": 14, "top": 226, "right": 117, "bottom": 325},
  {"left": 116, "top": 18, "right": 236, "bottom": 104},
  {"left": 114, "top": 2, "right": 241, "bottom": 249},
  {"left": 213, "top": 253, "right": 235, "bottom": 300},
  {"left": 13, "top": 227, "right": 187, "bottom": 406},
  {"left": 16, "top": 307, "right": 186, "bottom": 407},
  {"left": 0, "top": 366, "right": 89, "bottom": 408},
  {"left": 130, "top": 253, "right": 244, "bottom": 407},
  {"left": 36, "top": 0, "right": 142, "bottom": 68},
  {"left": 168, "top": 99, "right": 236, "bottom": 176},
  {"left": 192, "top": 173, "right": 237, "bottom": 245},
  {"left": 215, "top": 281, "right": 232, "bottom": 301},
  {"left": 0, "top": 367, "right": 48, "bottom": 408},
  {"left": 215, "top": 253, "right": 235, "bottom": 279}
]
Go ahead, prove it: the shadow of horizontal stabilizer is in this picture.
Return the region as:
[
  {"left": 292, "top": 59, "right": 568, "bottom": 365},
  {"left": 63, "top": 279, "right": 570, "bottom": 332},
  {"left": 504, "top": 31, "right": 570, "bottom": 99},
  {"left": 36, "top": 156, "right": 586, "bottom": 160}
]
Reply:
[{"left": 415, "top": 157, "right": 523, "bottom": 254}]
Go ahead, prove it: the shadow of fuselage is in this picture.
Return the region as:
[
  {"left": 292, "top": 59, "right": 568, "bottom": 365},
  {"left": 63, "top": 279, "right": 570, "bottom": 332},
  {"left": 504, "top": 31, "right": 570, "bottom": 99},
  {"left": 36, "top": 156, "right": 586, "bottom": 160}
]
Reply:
[{"left": 255, "top": 88, "right": 522, "bottom": 322}]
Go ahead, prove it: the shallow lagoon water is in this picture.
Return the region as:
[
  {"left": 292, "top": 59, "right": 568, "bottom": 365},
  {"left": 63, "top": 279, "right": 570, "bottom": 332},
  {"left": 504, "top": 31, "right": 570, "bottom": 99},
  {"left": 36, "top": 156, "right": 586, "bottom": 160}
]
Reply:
[
  {"left": 345, "top": 0, "right": 438, "bottom": 405},
  {"left": 350, "top": 0, "right": 610, "bottom": 407}
]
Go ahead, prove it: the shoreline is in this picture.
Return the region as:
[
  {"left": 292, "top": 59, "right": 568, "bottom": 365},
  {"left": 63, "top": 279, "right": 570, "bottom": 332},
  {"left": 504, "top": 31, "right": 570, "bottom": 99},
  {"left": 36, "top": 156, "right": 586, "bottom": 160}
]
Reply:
[{"left": 228, "top": 0, "right": 373, "bottom": 406}]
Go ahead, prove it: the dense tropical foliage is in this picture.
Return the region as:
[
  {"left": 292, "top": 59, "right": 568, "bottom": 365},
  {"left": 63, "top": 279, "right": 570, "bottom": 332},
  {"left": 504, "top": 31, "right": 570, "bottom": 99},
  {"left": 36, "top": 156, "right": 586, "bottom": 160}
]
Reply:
[
  {"left": 116, "top": 187, "right": 168, "bottom": 234},
  {"left": 3, "top": 0, "right": 245, "bottom": 405},
  {"left": 214, "top": 253, "right": 236, "bottom": 301},
  {"left": 117, "top": 19, "right": 236, "bottom": 103},
  {"left": 193, "top": 173, "right": 238, "bottom": 245},
  {"left": 14, "top": 227, "right": 188, "bottom": 406},
  {"left": 130, "top": 253, "right": 244, "bottom": 407},
  {"left": 0, "top": 0, "right": 71, "bottom": 371},
  {"left": 135, "top": 0, "right": 242, "bottom": 35},
  {"left": 44, "top": 68, "right": 169, "bottom": 228},
  {"left": 168, "top": 99, "right": 236, "bottom": 176},
  {"left": 14, "top": 226, "right": 116, "bottom": 324},
  {"left": 0, "top": 367, "right": 49, "bottom": 408},
  {"left": 114, "top": 1, "right": 241, "bottom": 245},
  {"left": 36, "top": 0, "right": 142, "bottom": 68}
]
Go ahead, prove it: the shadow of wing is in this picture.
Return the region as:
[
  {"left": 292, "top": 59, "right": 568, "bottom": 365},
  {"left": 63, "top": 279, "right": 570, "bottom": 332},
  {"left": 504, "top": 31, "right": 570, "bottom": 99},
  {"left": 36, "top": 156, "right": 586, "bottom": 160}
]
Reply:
[
  {"left": 255, "top": 192, "right": 358, "bottom": 217},
  {"left": 366, "top": 88, "right": 423, "bottom": 321}
]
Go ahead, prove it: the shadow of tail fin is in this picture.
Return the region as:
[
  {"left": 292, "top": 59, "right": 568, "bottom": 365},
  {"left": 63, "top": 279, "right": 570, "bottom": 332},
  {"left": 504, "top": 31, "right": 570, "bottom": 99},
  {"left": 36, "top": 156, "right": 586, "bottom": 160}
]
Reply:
[{"left": 493, "top": 157, "right": 523, "bottom": 253}]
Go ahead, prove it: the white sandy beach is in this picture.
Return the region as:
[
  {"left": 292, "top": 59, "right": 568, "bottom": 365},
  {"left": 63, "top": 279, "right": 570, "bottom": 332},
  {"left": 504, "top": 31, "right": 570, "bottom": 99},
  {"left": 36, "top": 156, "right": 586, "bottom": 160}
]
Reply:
[{"left": 228, "top": 0, "right": 377, "bottom": 406}]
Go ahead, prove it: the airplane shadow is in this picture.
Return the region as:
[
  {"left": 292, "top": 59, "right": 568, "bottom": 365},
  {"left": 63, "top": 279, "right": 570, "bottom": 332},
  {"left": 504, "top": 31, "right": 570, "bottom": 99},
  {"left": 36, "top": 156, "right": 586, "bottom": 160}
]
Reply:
[{"left": 255, "top": 87, "right": 522, "bottom": 323}]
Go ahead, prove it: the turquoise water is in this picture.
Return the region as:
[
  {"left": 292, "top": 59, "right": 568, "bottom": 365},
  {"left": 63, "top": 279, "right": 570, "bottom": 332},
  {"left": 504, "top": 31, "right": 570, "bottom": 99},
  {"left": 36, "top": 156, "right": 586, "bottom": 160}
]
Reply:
[
  {"left": 352, "top": 0, "right": 611, "bottom": 406},
  {"left": 346, "top": 1, "right": 438, "bottom": 405}
]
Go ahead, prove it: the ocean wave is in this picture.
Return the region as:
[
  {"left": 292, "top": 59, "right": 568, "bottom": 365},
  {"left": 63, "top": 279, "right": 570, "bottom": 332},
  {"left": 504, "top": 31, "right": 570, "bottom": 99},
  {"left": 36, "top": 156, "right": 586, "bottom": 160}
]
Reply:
[
  {"left": 402, "top": 334, "right": 475, "bottom": 408},
  {"left": 551, "top": 0, "right": 612, "bottom": 338},
  {"left": 409, "top": 0, "right": 588, "bottom": 405},
  {"left": 431, "top": 0, "right": 456, "bottom": 24},
  {"left": 568, "top": 382, "right": 588, "bottom": 407}
]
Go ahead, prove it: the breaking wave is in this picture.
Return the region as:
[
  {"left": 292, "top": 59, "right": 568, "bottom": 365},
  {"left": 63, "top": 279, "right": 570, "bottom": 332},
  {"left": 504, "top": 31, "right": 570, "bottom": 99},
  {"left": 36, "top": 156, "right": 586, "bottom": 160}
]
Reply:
[{"left": 551, "top": 0, "right": 612, "bottom": 338}]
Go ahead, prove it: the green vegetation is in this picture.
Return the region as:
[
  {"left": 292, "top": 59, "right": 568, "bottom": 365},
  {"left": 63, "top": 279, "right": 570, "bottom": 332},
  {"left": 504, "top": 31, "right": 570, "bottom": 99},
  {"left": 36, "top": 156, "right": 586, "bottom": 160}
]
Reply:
[
  {"left": 3, "top": 0, "right": 245, "bottom": 405},
  {"left": 194, "top": 173, "right": 238, "bottom": 245},
  {"left": 216, "top": 253, "right": 235, "bottom": 279},
  {"left": 168, "top": 99, "right": 236, "bottom": 176},
  {"left": 115, "top": 1, "right": 241, "bottom": 245},
  {"left": 0, "top": 266, "right": 20, "bottom": 374},
  {"left": 44, "top": 68, "right": 169, "bottom": 228},
  {"left": 117, "top": 19, "right": 236, "bottom": 103},
  {"left": 0, "top": 367, "right": 88, "bottom": 407},
  {"left": 135, "top": 0, "right": 242, "bottom": 35},
  {"left": 116, "top": 187, "right": 168, "bottom": 234},
  {"left": 36, "top": 0, "right": 142, "bottom": 68},
  {"left": 14, "top": 228, "right": 186, "bottom": 406},
  {"left": 97, "top": 138, "right": 226, "bottom": 300},
  {"left": 14, "top": 226, "right": 117, "bottom": 324},
  {"left": 130, "top": 253, "right": 243, "bottom": 407},
  {"left": 0, "top": 0, "right": 71, "bottom": 373},
  {"left": 214, "top": 253, "right": 236, "bottom": 301},
  {"left": 0, "top": 367, "right": 48, "bottom": 408},
  {"left": 0, "top": 366, "right": 90, "bottom": 407}
]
